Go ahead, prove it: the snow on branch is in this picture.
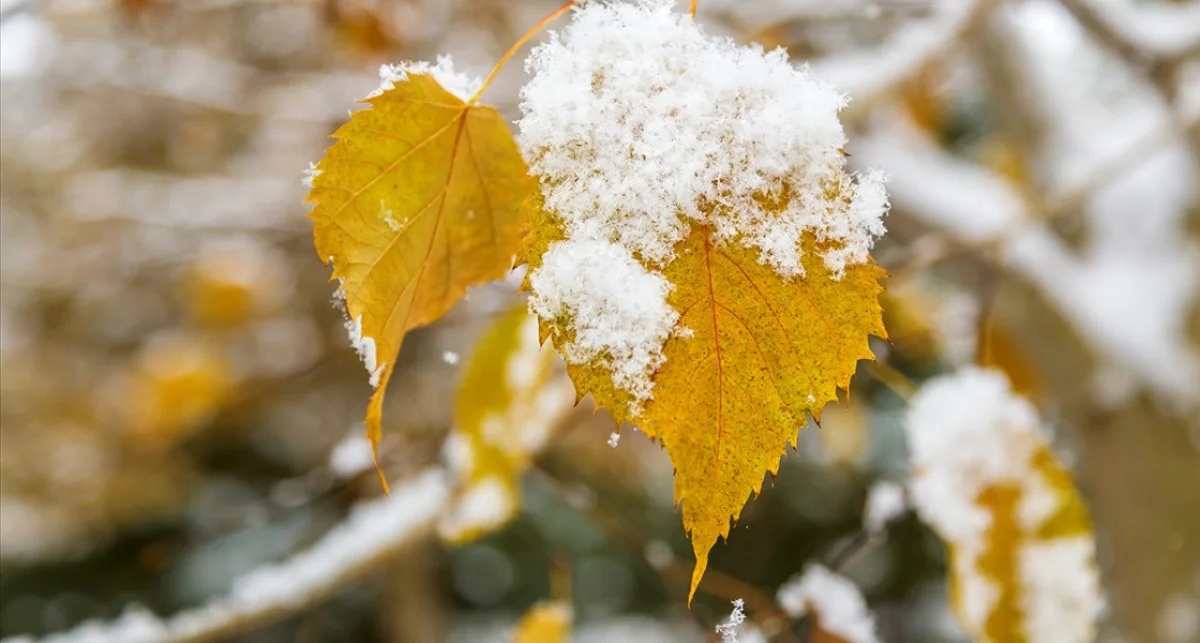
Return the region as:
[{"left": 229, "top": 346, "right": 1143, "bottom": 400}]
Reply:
[
  {"left": 2, "top": 469, "right": 449, "bottom": 643},
  {"left": 813, "top": 0, "right": 995, "bottom": 119},
  {"left": 776, "top": 565, "right": 880, "bottom": 643},
  {"left": 1059, "top": 0, "right": 1200, "bottom": 62},
  {"left": 857, "top": 115, "right": 1200, "bottom": 408}
]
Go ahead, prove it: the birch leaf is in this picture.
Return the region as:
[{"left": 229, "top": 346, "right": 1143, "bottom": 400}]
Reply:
[
  {"left": 439, "top": 306, "right": 573, "bottom": 543},
  {"left": 521, "top": 206, "right": 886, "bottom": 601},
  {"left": 307, "top": 72, "right": 534, "bottom": 470}
]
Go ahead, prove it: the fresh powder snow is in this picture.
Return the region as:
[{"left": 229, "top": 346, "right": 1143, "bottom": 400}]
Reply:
[{"left": 519, "top": 0, "right": 888, "bottom": 407}]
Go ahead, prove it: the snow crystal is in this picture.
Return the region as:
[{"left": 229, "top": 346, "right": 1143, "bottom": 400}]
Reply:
[
  {"left": 863, "top": 480, "right": 907, "bottom": 536},
  {"left": 528, "top": 237, "right": 679, "bottom": 409},
  {"left": 301, "top": 161, "right": 321, "bottom": 189},
  {"left": 375, "top": 55, "right": 481, "bottom": 102},
  {"left": 442, "top": 350, "right": 459, "bottom": 365},
  {"left": 520, "top": 0, "right": 887, "bottom": 276},
  {"left": 607, "top": 431, "right": 621, "bottom": 448},
  {"left": 715, "top": 598, "right": 747, "bottom": 643},
  {"left": 776, "top": 565, "right": 880, "bottom": 643}
]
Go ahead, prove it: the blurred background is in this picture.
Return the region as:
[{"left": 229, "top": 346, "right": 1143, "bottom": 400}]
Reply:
[{"left": 0, "top": 0, "right": 1197, "bottom": 641}]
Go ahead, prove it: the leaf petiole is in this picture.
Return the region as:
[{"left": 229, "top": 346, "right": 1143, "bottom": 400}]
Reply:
[{"left": 468, "top": 0, "right": 577, "bottom": 106}]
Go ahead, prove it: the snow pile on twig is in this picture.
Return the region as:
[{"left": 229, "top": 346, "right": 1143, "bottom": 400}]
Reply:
[
  {"left": 776, "top": 564, "right": 880, "bottom": 643},
  {"left": 3, "top": 470, "right": 448, "bottom": 643},
  {"left": 904, "top": 368, "right": 1103, "bottom": 643}
]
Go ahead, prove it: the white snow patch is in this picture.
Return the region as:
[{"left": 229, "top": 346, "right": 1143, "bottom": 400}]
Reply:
[
  {"left": 328, "top": 430, "right": 374, "bottom": 479},
  {"left": 344, "top": 315, "right": 385, "bottom": 387},
  {"left": 776, "top": 565, "right": 880, "bottom": 643},
  {"left": 520, "top": 0, "right": 887, "bottom": 276},
  {"left": 438, "top": 476, "right": 515, "bottom": 541},
  {"left": 607, "top": 431, "right": 621, "bottom": 448},
  {"left": 1022, "top": 538, "right": 1106, "bottom": 643},
  {"left": 442, "top": 350, "right": 459, "bottom": 365},
  {"left": 863, "top": 480, "right": 907, "bottom": 536},
  {"left": 528, "top": 237, "right": 678, "bottom": 410}
]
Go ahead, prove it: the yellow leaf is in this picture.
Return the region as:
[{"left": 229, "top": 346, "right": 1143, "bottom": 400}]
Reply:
[
  {"left": 522, "top": 208, "right": 886, "bottom": 601},
  {"left": 512, "top": 600, "right": 572, "bottom": 643},
  {"left": 439, "top": 305, "right": 573, "bottom": 543},
  {"left": 307, "top": 72, "right": 535, "bottom": 470}
]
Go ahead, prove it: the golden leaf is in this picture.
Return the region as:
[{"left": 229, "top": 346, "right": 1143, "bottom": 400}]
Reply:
[
  {"left": 307, "top": 73, "right": 534, "bottom": 471},
  {"left": 439, "top": 305, "right": 573, "bottom": 543},
  {"left": 521, "top": 208, "right": 886, "bottom": 601},
  {"left": 512, "top": 600, "right": 572, "bottom": 643}
]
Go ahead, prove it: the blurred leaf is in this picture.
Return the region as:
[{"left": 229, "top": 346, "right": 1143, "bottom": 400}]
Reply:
[
  {"left": 879, "top": 288, "right": 939, "bottom": 365},
  {"left": 307, "top": 73, "right": 535, "bottom": 464},
  {"left": 439, "top": 305, "right": 573, "bottom": 543},
  {"left": 947, "top": 443, "right": 1096, "bottom": 642},
  {"left": 126, "top": 333, "right": 233, "bottom": 447},
  {"left": 981, "top": 325, "right": 1043, "bottom": 400},
  {"left": 512, "top": 600, "right": 572, "bottom": 643},
  {"left": 325, "top": 0, "right": 399, "bottom": 56}
]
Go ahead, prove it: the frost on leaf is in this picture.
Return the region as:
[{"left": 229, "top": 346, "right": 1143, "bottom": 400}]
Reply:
[
  {"left": 439, "top": 306, "right": 574, "bottom": 543},
  {"left": 306, "top": 59, "right": 536, "bottom": 468},
  {"left": 776, "top": 565, "right": 880, "bottom": 643},
  {"left": 905, "top": 367, "right": 1103, "bottom": 643},
  {"left": 516, "top": 0, "right": 888, "bottom": 600}
]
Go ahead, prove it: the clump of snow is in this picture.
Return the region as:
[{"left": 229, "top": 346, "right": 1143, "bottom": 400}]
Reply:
[
  {"left": 520, "top": 0, "right": 887, "bottom": 405},
  {"left": 344, "top": 315, "right": 384, "bottom": 387},
  {"left": 528, "top": 238, "right": 679, "bottom": 410},
  {"left": 328, "top": 429, "right": 374, "bottom": 479},
  {"left": 442, "top": 350, "right": 459, "bottom": 365},
  {"left": 904, "top": 367, "right": 1103, "bottom": 642},
  {"left": 520, "top": 0, "right": 886, "bottom": 275},
  {"left": 905, "top": 367, "right": 1044, "bottom": 542},
  {"left": 715, "top": 598, "right": 747, "bottom": 643},
  {"left": 438, "top": 476, "right": 515, "bottom": 541},
  {"left": 862, "top": 480, "right": 907, "bottom": 536},
  {"left": 776, "top": 565, "right": 880, "bottom": 643},
  {"left": 607, "top": 431, "right": 621, "bottom": 448},
  {"left": 375, "top": 55, "right": 481, "bottom": 102}
]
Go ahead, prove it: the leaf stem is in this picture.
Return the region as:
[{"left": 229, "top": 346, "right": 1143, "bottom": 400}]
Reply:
[
  {"left": 690, "top": 0, "right": 700, "bottom": 17},
  {"left": 468, "top": 0, "right": 576, "bottom": 106}
]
